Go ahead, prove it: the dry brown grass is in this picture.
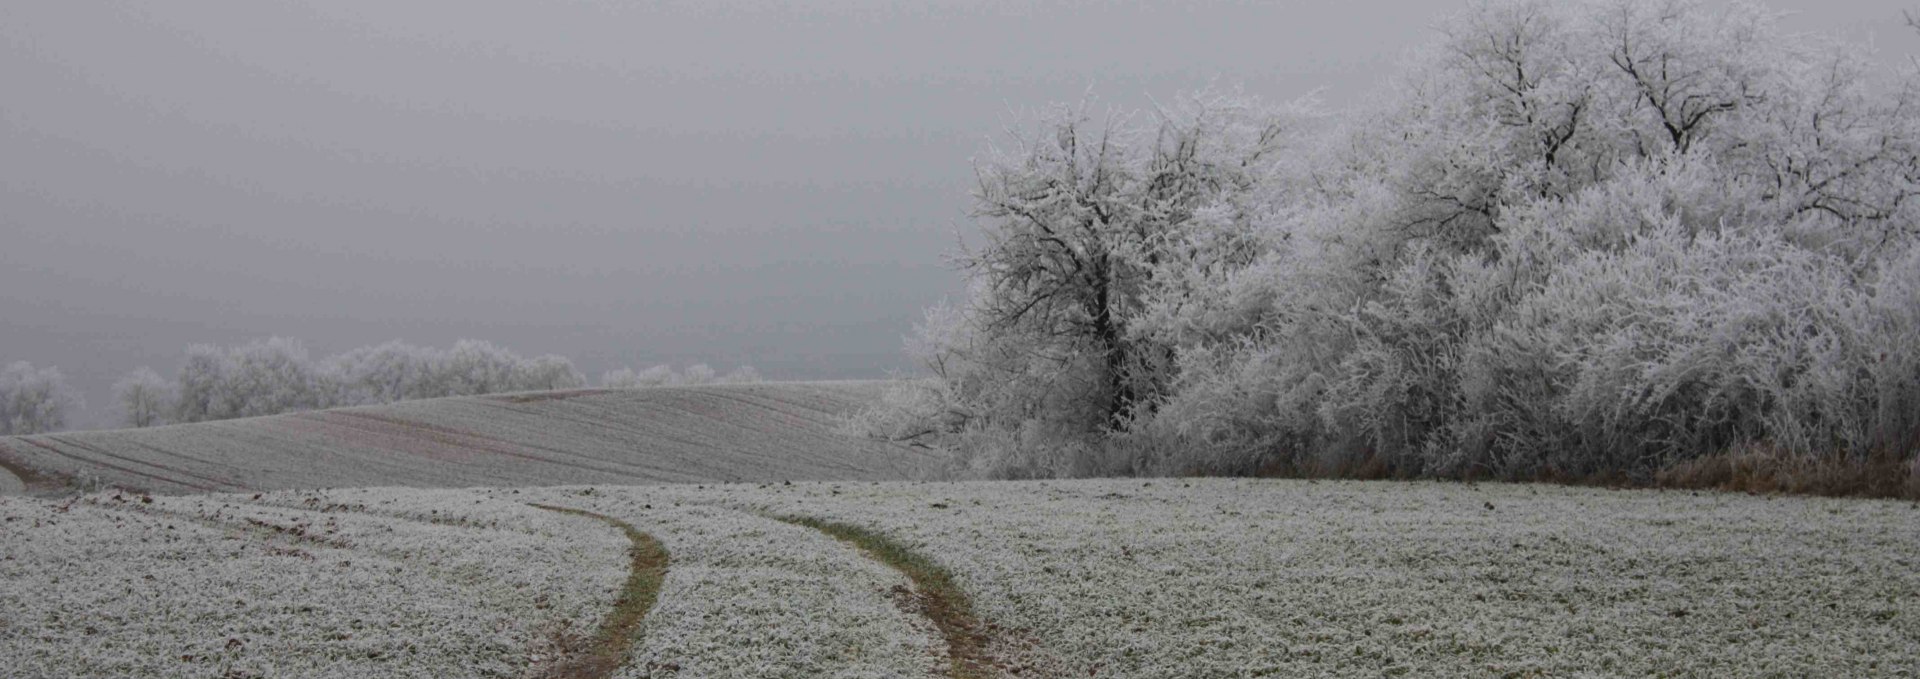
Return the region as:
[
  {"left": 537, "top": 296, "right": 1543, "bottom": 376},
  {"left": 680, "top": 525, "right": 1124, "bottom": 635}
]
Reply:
[
  {"left": 1249, "top": 443, "right": 1920, "bottom": 501},
  {"left": 1654, "top": 446, "right": 1920, "bottom": 501}
]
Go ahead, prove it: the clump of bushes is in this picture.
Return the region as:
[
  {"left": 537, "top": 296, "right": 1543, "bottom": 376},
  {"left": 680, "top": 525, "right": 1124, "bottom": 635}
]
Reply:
[
  {"left": 0, "top": 361, "right": 83, "bottom": 435},
  {"left": 158, "top": 338, "right": 587, "bottom": 425},
  {"left": 859, "top": 0, "right": 1920, "bottom": 496}
]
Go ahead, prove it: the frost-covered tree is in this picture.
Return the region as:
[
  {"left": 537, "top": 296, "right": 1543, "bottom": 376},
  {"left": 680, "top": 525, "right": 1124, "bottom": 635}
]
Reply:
[
  {"left": 223, "top": 337, "right": 320, "bottom": 418},
  {"left": 318, "top": 340, "right": 431, "bottom": 406},
  {"left": 0, "top": 361, "right": 84, "bottom": 435},
  {"left": 720, "top": 365, "right": 762, "bottom": 384},
  {"left": 633, "top": 364, "right": 678, "bottom": 386},
  {"left": 681, "top": 364, "right": 716, "bottom": 385},
  {"left": 600, "top": 367, "right": 641, "bottom": 389},
  {"left": 860, "top": 90, "right": 1308, "bottom": 475},
  {"left": 173, "top": 343, "right": 234, "bottom": 423},
  {"left": 871, "top": 0, "right": 1920, "bottom": 486},
  {"left": 514, "top": 354, "right": 586, "bottom": 392},
  {"left": 113, "top": 367, "right": 173, "bottom": 428}
]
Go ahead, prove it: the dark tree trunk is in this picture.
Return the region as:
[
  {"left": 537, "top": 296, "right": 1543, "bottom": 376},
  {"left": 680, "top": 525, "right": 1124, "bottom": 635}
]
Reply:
[{"left": 1089, "top": 256, "right": 1133, "bottom": 431}]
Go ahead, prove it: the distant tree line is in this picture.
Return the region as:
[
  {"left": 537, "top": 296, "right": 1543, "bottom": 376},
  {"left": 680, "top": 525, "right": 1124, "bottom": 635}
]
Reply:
[
  {"left": 855, "top": 0, "right": 1920, "bottom": 495},
  {"left": 3, "top": 339, "right": 762, "bottom": 432},
  {"left": 165, "top": 338, "right": 586, "bottom": 424}
]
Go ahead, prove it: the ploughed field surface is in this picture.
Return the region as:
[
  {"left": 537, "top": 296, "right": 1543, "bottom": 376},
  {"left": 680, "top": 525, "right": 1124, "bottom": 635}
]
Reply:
[
  {"left": 0, "top": 382, "right": 933, "bottom": 494},
  {"left": 2, "top": 480, "right": 1916, "bottom": 678}
]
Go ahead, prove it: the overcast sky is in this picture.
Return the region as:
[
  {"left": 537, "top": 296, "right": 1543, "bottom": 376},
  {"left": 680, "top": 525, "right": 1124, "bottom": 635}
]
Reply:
[{"left": 3, "top": 0, "right": 1913, "bottom": 426}]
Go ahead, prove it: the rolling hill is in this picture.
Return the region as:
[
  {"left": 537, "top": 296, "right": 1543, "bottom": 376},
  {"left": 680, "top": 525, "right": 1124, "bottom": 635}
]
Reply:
[{"left": 0, "top": 381, "right": 934, "bottom": 494}]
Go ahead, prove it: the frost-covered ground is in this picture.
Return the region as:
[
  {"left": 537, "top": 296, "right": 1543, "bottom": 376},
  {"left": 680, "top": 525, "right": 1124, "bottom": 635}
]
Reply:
[
  {"left": 533, "top": 479, "right": 1920, "bottom": 678},
  {"left": 0, "top": 489, "right": 626, "bottom": 678},
  {"left": 6, "top": 479, "right": 1917, "bottom": 677},
  {"left": 0, "top": 382, "right": 934, "bottom": 494},
  {"left": 491, "top": 488, "right": 946, "bottom": 678}
]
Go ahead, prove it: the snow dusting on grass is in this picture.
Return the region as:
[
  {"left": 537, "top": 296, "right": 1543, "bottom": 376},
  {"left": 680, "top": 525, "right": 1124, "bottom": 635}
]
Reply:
[
  {"left": 706, "top": 479, "right": 1920, "bottom": 677},
  {"left": 0, "top": 382, "right": 933, "bottom": 494},
  {"left": 5, "top": 479, "right": 1916, "bottom": 677},
  {"left": 0, "top": 489, "right": 626, "bottom": 678},
  {"left": 501, "top": 488, "right": 945, "bottom": 679}
]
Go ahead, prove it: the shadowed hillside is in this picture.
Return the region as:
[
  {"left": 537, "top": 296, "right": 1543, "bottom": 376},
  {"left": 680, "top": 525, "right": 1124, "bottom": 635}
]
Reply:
[{"left": 0, "top": 381, "right": 931, "bottom": 494}]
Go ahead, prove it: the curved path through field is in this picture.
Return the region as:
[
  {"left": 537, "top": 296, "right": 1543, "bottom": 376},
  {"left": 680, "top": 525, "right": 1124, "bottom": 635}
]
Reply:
[
  {"left": 528, "top": 504, "right": 670, "bottom": 679},
  {"left": 507, "top": 488, "right": 954, "bottom": 677},
  {"left": 779, "top": 514, "right": 1000, "bottom": 679}
]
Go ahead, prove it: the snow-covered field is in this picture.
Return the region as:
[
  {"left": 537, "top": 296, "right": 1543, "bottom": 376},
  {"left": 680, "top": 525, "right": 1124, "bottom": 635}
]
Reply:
[
  {"left": 0, "top": 382, "right": 934, "bottom": 494},
  {"left": 6, "top": 479, "right": 1916, "bottom": 677},
  {"left": 0, "top": 489, "right": 627, "bottom": 678}
]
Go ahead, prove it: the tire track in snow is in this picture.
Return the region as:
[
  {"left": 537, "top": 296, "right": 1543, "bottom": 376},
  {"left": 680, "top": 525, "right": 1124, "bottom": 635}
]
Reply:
[
  {"left": 778, "top": 514, "right": 1002, "bottom": 679},
  {"left": 527, "top": 503, "right": 670, "bottom": 679}
]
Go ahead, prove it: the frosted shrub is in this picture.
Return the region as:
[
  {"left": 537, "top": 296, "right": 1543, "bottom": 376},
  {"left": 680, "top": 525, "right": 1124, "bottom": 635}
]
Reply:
[
  {"left": 854, "top": 91, "right": 1308, "bottom": 475},
  {"left": 111, "top": 367, "right": 173, "bottom": 428},
  {"left": 681, "top": 363, "right": 716, "bottom": 385},
  {"left": 0, "top": 361, "right": 83, "bottom": 435},
  {"left": 513, "top": 354, "right": 587, "bottom": 392},
  {"left": 168, "top": 338, "right": 590, "bottom": 422},
  {"left": 871, "top": 0, "right": 1920, "bottom": 489},
  {"left": 599, "top": 366, "right": 640, "bottom": 388},
  {"left": 632, "top": 363, "right": 679, "bottom": 386},
  {"left": 225, "top": 337, "right": 321, "bottom": 418}
]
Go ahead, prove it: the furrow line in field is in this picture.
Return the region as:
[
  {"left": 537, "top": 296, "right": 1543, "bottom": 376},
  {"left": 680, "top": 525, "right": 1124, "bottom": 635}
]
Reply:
[
  {"left": 691, "top": 389, "right": 847, "bottom": 430},
  {"left": 46, "top": 435, "right": 247, "bottom": 491},
  {"left": 527, "top": 503, "right": 670, "bottom": 679},
  {"left": 319, "top": 411, "right": 663, "bottom": 479},
  {"left": 269, "top": 414, "right": 569, "bottom": 486},
  {"left": 459, "top": 399, "right": 726, "bottom": 464},
  {"left": 686, "top": 390, "right": 890, "bottom": 473},
  {"left": 15, "top": 438, "right": 218, "bottom": 492}
]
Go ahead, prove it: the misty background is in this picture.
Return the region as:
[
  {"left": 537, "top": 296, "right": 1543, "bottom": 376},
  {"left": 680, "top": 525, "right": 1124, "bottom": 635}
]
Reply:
[{"left": 3, "top": 0, "right": 1912, "bottom": 428}]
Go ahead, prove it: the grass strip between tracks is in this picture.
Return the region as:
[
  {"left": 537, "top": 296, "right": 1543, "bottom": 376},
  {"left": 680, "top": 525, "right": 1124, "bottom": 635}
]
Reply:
[
  {"left": 777, "top": 514, "right": 998, "bottom": 679},
  {"left": 528, "top": 503, "right": 669, "bottom": 679}
]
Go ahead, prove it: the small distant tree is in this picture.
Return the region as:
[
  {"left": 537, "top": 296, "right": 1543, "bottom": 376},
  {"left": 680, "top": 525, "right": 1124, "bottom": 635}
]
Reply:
[
  {"left": 720, "top": 365, "right": 762, "bottom": 384},
  {"left": 173, "top": 343, "right": 232, "bottom": 423},
  {"left": 600, "top": 367, "right": 640, "bottom": 389},
  {"left": 224, "top": 337, "right": 319, "bottom": 418},
  {"left": 0, "top": 361, "right": 84, "bottom": 435},
  {"left": 514, "top": 354, "right": 586, "bottom": 391},
  {"left": 634, "top": 364, "right": 678, "bottom": 386},
  {"left": 113, "top": 367, "right": 173, "bottom": 428},
  {"left": 681, "top": 364, "right": 716, "bottom": 385}
]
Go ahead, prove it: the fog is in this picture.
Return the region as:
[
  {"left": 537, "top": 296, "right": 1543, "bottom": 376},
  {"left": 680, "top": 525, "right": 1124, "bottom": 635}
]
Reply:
[{"left": 3, "top": 0, "right": 1912, "bottom": 427}]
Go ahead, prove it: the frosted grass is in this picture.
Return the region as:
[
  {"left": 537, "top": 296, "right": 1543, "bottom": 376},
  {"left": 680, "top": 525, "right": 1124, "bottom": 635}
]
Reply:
[
  {"left": 0, "top": 489, "right": 626, "bottom": 678},
  {"left": 504, "top": 487, "right": 944, "bottom": 679}
]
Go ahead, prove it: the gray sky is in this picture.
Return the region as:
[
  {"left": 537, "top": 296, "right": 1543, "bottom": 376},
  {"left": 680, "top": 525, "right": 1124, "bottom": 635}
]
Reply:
[{"left": 3, "top": 0, "right": 1913, "bottom": 426}]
